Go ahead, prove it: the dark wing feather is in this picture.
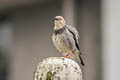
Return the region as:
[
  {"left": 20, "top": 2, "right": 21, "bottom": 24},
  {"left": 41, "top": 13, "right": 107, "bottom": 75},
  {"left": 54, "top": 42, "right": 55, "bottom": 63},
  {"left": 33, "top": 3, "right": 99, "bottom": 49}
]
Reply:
[
  {"left": 67, "top": 29, "right": 80, "bottom": 50},
  {"left": 67, "top": 26, "right": 84, "bottom": 66},
  {"left": 68, "top": 28, "right": 84, "bottom": 66},
  {"left": 67, "top": 27, "right": 82, "bottom": 55}
]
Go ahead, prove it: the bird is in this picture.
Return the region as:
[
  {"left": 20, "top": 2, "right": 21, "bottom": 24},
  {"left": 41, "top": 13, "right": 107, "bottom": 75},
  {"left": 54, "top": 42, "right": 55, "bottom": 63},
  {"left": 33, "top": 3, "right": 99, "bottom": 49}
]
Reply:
[{"left": 52, "top": 16, "right": 84, "bottom": 66}]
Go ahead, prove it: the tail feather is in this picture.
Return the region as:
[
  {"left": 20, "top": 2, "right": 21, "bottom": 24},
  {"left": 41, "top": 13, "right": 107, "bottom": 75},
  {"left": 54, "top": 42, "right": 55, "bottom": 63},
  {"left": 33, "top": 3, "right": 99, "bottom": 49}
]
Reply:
[
  {"left": 74, "top": 52, "right": 84, "bottom": 66},
  {"left": 79, "top": 54, "right": 84, "bottom": 66}
]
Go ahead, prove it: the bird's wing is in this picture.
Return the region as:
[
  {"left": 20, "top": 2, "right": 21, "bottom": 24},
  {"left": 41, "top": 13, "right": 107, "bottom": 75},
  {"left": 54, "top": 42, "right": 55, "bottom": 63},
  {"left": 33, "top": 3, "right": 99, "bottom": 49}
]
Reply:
[
  {"left": 65, "top": 25, "right": 80, "bottom": 50},
  {"left": 65, "top": 25, "right": 79, "bottom": 43}
]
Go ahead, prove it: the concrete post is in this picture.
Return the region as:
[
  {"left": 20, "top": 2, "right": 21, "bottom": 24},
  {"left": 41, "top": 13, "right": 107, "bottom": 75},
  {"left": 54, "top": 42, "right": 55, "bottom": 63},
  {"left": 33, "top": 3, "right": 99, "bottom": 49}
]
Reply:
[{"left": 34, "top": 57, "right": 82, "bottom": 80}]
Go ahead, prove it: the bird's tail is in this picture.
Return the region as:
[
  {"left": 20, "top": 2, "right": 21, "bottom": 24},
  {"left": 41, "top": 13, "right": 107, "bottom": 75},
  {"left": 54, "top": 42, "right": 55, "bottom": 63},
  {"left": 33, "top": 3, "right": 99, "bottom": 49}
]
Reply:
[
  {"left": 79, "top": 53, "right": 84, "bottom": 66},
  {"left": 74, "top": 52, "right": 84, "bottom": 66}
]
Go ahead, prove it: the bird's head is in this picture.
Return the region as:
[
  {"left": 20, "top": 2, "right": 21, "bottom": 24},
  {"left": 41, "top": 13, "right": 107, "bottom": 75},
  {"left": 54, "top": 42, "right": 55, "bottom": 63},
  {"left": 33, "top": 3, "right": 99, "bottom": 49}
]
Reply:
[{"left": 54, "top": 16, "right": 66, "bottom": 30}]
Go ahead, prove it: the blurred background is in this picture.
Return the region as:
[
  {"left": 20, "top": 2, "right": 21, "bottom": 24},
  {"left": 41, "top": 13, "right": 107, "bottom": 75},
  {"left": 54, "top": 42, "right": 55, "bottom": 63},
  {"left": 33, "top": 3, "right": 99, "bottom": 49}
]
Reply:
[{"left": 0, "top": 0, "right": 120, "bottom": 80}]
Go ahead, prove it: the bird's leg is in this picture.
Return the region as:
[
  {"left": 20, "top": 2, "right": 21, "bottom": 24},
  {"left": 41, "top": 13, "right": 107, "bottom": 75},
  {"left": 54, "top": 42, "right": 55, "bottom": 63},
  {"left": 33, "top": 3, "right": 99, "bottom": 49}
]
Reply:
[
  {"left": 64, "top": 53, "right": 70, "bottom": 58},
  {"left": 64, "top": 52, "right": 74, "bottom": 59},
  {"left": 67, "top": 53, "right": 73, "bottom": 58},
  {"left": 66, "top": 53, "right": 70, "bottom": 56},
  {"left": 67, "top": 51, "right": 75, "bottom": 58}
]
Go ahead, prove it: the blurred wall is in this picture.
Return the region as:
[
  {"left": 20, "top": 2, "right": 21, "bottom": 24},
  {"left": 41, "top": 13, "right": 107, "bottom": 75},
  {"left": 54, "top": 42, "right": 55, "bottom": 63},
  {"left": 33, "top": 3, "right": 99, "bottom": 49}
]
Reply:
[
  {"left": 0, "top": 20, "right": 13, "bottom": 80},
  {"left": 11, "top": 1, "right": 62, "bottom": 80},
  {"left": 76, "top": 0, "right": 101, "bottom": 80},
  {"left": 0, "top": 0, "right": 102, "bottom": 80},
  {"left": 102, "top": 0, "right": 120, "bottom": 80}
]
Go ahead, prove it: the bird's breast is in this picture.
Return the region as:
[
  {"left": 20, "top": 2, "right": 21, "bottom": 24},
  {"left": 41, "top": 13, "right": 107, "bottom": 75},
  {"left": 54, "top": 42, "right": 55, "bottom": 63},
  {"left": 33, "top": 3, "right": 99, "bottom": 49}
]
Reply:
[
  {"left": 53, "top": 27, "right": 66, "bottom": 35},
  {"left": 52, "top": 34, "right": 72, "bottom": 54}
]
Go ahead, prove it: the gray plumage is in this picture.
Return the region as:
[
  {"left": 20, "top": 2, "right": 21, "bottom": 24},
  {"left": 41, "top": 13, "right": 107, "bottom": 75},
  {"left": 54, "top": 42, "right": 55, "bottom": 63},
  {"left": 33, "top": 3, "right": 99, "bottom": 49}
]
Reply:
[{"left": 52, "top": 16, "right": 84, "bottom": 66}]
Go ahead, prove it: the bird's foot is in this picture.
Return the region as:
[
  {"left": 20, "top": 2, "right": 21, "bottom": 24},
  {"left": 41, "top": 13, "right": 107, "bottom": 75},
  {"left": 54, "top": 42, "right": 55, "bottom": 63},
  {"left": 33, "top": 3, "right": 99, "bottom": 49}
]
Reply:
[
  {"left": 64, "top": 56, "right": 71, "bottom": 59},
  {"left": 64, "top": 53, "right": 73, "bottom": 59}
]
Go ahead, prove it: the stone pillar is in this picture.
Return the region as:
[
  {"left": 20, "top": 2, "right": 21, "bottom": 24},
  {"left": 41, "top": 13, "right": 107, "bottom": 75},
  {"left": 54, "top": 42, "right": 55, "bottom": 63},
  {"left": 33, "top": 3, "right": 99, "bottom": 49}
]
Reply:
[{"left": 34, "top": 57, "right": 82, "bottom": 80}]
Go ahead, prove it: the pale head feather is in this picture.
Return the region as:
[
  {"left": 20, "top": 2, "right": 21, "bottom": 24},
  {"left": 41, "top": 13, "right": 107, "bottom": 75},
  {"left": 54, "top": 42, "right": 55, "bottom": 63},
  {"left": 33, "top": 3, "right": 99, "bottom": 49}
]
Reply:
[{"left": 54, "top": 16, "right": 66, "bottom": 30}]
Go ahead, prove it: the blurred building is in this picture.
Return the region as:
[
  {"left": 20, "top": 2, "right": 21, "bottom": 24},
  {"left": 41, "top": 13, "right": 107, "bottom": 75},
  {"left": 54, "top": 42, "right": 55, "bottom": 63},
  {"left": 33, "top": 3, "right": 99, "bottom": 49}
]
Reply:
[
  {"left": 0, "top": 0, "right": 101, "bottom": 80},
  {"left": 0, "top": 0, "right": 119, "bottom": 80}
]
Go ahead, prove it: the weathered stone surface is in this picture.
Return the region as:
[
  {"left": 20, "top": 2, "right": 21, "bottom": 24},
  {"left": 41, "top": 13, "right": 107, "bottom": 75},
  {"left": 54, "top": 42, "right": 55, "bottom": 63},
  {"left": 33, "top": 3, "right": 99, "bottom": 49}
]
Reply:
[{"left": 34, "top": 57, "right": 82, "bottom": 80}]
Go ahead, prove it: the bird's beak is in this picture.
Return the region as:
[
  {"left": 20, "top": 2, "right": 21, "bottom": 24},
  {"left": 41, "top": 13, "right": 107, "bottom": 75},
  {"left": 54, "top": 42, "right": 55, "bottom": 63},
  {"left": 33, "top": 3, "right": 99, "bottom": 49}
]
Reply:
[{"left": 54, "top": 17, "right": 59, "bottom": 20}]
